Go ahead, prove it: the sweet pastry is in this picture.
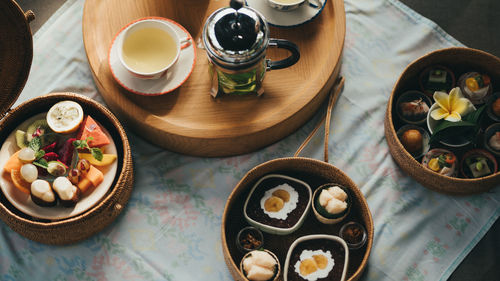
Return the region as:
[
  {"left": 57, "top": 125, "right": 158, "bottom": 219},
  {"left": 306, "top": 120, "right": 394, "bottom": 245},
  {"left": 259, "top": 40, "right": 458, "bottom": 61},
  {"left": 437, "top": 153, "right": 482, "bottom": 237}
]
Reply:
[
  {"left": 241, "top": 250, "right": 279, "bottom": 281},
  {"left": 245, "top": 174, "right": 311, "bottom": 234},
  {"left": 458, "top": 72, "right": 492, "bottom": 104},
  {"left": 421, "top": 149, "right": 457, "bottom": 177}
]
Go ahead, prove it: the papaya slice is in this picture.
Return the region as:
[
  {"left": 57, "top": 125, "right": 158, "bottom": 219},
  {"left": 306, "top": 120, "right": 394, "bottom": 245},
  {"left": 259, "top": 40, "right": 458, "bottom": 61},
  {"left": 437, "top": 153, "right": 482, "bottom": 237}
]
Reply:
[
  {"left": 4, "top": 151, "right": 23, "bottom": 173},
  {"left": 86, "top": 165, "right": 104, "bottom": 187},
  {"left": 10, "top": 169, "right": 31, "bottom": 194},
  {"left": 77, "top": 177, "right": 92, "bottom": 194}
]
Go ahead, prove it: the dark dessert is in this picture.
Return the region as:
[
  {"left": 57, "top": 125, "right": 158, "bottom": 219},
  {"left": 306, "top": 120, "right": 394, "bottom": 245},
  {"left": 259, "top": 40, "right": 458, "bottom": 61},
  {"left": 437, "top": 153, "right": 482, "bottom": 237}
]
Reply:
[
  {"left": 287, "top": 238, "right": 345, "bottom": 281},
  {"left": 237, "top": 226, "right": 264, "bottom": 252},
  {"left": 421, "top": 149, "right": 457, "bottom": 177},
  {"left": 461, "top": 149, "right": 498, "bottom": 178},
  {"left": 419, "top": 66, "right": 455, "bottom": 96},
  {"left": 246, "top": 175, "right": 310, "bottom": 229},
  {"left": 458, "top": 72, "right": 492, "bottom": 104},
  {"left": 340, "top": 222, "right": 367, "bottom": 250},
  {"left": 400, "top": 129, "right": 423, "bottom": 153}
]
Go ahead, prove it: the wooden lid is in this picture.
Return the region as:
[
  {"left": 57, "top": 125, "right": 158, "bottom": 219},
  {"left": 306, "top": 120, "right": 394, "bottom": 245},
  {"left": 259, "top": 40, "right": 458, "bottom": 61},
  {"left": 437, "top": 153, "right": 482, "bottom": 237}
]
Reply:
[{"left": 0, "top": 0, "right": 34, "bottom": 117}]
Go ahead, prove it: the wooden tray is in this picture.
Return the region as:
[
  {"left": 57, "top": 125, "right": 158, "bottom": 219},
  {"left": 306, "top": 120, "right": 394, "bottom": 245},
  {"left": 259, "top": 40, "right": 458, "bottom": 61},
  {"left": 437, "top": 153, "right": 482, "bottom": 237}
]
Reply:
[
  {"left": 384, "top": 47, "right": 500, "bottom": 195},
  {"left": 82, "top": 0, "right": 345, "bottom": 157},
  {"left": 222, "top": 158, "right": 373, "bottom": 281}
]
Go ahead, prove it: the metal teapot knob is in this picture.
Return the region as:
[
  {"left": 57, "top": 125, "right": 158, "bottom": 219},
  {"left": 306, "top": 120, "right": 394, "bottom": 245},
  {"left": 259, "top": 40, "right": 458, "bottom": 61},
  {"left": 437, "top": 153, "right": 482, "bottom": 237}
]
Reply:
[{"left": 230, "top": 0, "right": 244, "bottom": 10}]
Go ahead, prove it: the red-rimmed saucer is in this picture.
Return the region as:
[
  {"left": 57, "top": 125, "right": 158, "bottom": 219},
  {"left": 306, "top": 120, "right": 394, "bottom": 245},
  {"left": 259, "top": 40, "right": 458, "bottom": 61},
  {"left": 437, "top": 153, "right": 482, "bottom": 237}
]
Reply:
[{"left": 108, "top": 17, "right": 196, "bottom": 96}]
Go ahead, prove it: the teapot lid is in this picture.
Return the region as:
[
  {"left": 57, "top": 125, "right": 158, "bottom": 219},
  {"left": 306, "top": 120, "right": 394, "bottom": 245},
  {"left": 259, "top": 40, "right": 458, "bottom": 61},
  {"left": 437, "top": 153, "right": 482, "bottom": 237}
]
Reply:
[{"left": 203, "top": 0, "right": 269, "bottom": 69}]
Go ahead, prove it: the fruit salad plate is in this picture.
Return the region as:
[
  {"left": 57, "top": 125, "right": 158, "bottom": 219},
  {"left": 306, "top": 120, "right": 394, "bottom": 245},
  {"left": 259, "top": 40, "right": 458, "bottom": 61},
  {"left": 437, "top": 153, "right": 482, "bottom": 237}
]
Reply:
[{"left": 0, "top": 113, "right": 118, "bottom": 220}]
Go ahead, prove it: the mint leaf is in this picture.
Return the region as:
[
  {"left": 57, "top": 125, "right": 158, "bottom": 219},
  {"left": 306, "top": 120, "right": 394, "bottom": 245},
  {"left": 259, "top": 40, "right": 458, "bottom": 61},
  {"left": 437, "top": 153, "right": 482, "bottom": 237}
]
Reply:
[
  {"left": 33, "top": 158, "right": 48, "bottom": 169},
  {"left": 90, "top": 148, "right": 103, "bottom": 161},
  {"left": 35, "top": 149, "right": 45, "bottom": 160},
  {"left": 29, "top": 137, "right": 41, "bottom": 152}
]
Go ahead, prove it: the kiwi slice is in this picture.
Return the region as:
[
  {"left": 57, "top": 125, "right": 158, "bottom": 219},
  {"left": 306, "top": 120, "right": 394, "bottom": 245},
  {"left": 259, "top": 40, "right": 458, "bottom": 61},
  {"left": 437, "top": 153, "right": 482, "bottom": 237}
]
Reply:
[
  {"left": 25, "top": 119, "right": 57, "bottom": 145},
  {"left": 26, "top": 119, "right": 49, "bottom": 142},
  {"left": 15, "top": 130, "right": 28, "bottom": 148}
]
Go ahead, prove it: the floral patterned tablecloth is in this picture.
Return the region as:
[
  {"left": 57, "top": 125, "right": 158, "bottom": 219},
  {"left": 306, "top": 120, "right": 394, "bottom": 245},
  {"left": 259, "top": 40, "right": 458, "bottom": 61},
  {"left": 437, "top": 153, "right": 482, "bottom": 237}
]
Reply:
[{"left": 1, "top": 0, "right": 499, "bottom": 280}]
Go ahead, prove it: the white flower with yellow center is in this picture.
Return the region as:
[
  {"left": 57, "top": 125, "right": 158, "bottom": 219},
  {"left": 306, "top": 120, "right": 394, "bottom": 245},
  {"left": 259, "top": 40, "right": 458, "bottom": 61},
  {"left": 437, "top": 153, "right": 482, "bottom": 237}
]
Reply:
[{"left": 430, "top": 87, "right": 476, "bottom": 122}]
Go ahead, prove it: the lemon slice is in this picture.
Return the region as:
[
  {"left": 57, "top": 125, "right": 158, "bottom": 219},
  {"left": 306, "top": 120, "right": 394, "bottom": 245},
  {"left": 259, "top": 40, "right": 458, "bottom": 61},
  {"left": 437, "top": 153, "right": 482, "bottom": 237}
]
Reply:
[{"left": 46, "top": 101, "right": 84, "bottom": 133}]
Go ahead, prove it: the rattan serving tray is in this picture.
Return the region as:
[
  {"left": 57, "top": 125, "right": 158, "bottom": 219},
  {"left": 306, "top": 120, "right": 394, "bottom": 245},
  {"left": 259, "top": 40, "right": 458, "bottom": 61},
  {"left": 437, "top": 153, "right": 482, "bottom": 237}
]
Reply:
[
  {"left": 222, "top": 158, "right": 373, "bottom": 281},
  {"left": 0, "top": 93, "right": 134, "bottom": 244},
  {"left": 384, "top": 47, "right": 500, "bottom": 195},
  {"left": 82, "top": 0, "right": 345, "bottom": 157}
]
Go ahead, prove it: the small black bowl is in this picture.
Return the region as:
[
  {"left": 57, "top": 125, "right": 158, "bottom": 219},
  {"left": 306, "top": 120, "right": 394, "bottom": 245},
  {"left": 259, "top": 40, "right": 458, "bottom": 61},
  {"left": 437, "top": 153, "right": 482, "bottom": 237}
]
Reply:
[{"left": 236, "top": 226, "right": 264, "bottom": 253}]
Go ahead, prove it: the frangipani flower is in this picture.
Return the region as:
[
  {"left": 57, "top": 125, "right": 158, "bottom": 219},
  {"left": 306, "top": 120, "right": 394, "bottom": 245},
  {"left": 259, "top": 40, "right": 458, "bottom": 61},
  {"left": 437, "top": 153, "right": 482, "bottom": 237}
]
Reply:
[{"left": 430, "top": 87, "right": 476, "bottom": 122}]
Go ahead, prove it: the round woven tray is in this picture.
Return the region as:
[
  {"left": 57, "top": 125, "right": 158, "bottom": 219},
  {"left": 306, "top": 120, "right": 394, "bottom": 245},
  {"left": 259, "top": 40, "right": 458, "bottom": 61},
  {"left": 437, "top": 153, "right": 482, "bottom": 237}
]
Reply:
[
  {"left": 384, "top": 47, "right": 500, "bottom": 195},
  {"left": 221, "top": 157, "right": 373, "bottom": 281},
  {"left": 0, "top": 93, "right": 134, "bottom": 244}
]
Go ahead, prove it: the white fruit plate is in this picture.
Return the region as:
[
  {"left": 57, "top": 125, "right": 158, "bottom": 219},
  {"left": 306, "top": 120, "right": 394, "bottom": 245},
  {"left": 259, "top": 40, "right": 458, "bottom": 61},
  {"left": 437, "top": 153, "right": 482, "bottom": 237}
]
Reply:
[{"left": 0, "top": 113, "right": 117, "bottom": 220}]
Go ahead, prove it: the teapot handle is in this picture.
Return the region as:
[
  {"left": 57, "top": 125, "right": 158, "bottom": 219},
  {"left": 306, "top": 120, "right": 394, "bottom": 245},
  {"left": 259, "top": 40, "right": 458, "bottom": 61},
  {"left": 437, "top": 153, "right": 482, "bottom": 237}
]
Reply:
[{"left": 267, "top": 39, "right": 300, "bottom": 70}]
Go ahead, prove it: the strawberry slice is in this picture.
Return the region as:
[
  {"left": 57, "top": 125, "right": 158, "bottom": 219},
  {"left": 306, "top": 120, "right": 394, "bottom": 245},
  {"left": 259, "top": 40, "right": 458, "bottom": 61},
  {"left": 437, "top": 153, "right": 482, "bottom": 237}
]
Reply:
[
  {"left": 42, "top": 142, "right": 57, "bottom": 153},
  {"left": 43, "top": 152, "right": 59, "bottom": 162}
]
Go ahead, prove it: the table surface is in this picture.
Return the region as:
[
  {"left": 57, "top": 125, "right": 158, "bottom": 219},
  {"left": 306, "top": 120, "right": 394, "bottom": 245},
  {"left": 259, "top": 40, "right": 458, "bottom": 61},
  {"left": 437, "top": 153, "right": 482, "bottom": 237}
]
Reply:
[{"left": 12, "top": 0, "right": 500, "bottom": 280}]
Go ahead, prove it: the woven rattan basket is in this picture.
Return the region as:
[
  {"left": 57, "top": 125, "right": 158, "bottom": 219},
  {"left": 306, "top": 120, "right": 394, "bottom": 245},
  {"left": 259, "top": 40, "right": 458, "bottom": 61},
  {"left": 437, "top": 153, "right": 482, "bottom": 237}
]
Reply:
[
  {"left": 0, "top": 1, "right": 134, "bottom": 244},
  {"left": 221, "top": 78, "right": 373, "bottom": 281},
  {"left": 384, "top": 47, "right": 500, "bottom": 195},
  {"left": 0, "top": 93, "right": 134, "bottom": 244}
]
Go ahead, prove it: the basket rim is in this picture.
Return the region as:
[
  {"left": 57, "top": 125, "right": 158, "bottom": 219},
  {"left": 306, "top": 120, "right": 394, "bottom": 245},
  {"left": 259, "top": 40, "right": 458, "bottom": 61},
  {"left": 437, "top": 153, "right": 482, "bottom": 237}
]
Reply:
[
  {"left": 0, "top": 92, "right": 132, "bottom": 226},
  {"left": 0, "top": 0, "right": 33, "bottom": 117},
  {"left": 221, "top": 157, "right": 374, "bottom": 281},
  {"left": 385, "top": 47, "right": 500, "bottom": 191}
]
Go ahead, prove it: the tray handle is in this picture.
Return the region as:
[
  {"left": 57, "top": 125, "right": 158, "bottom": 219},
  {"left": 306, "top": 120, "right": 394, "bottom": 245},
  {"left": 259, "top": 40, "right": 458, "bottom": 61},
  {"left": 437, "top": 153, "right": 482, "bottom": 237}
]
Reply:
[
  {"left": 25, "top": 10, "right": 35, "bottom": 23},
  {"left": 294, "top": 76, "right": 345, "bottom": 162}
]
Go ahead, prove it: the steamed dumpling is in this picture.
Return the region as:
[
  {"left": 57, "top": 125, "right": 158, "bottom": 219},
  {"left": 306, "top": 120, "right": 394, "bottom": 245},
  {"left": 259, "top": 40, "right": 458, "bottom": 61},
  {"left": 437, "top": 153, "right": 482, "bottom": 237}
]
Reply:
[
  {"left": 243, "top": 250, "right": 277, "bottom": 281},
  {"left": 318, "top": 185, "right": 348, "bottom": 215},
  {"left": 325, "top": 198, "right": 347, "bottom": 214}
]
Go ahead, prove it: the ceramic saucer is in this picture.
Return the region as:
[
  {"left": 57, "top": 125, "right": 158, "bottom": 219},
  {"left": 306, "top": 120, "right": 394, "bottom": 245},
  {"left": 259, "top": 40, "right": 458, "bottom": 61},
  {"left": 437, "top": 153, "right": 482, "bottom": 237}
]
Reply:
[
  {"left": 108, "top": 17, "right": 196, "bottom": 96},
  {"left": 246, "top": 0, "right": 327, "bottom": 27}
]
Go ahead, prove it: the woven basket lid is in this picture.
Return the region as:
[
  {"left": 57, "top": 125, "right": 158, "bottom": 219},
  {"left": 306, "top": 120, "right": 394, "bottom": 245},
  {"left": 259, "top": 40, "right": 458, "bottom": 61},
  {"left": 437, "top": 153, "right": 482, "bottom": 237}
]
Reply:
[{"left": 0, "top": 0, "right": 34, "bottom": 118}]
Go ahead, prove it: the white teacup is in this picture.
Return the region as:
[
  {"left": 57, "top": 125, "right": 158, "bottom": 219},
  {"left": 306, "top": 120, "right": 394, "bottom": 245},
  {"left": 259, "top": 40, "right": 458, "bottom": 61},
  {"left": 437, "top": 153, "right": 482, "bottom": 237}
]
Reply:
[
  {"left": 267, "top": 0, "right": 321, "bottom": 11},
  {"left": 118, "top": 19, "right": 190, "bottom": 79}
]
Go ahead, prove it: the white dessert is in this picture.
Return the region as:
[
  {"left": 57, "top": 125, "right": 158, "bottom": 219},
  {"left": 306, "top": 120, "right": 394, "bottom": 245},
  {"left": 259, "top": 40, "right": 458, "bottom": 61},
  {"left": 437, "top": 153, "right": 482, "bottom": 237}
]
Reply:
[
  {"left": 260, "top": 183, "right": 299, "bottom": 220},
  {"left": 243, "top": 250, "right": 277, "bottom": 281},
  {"left": 31, "top": 180, "right": 55, "bottom": 203},
  {"left": 318, "top": 186, "right": 347, "bottom": 215}
]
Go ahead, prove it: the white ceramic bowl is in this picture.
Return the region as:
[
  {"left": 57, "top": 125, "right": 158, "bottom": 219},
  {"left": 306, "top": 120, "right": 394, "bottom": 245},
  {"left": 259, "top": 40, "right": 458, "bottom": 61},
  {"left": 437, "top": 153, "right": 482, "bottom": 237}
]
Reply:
[
  {"left": 284, "top": 234, "right": 349, "bottom": 281},
  {"left": 243, "top": 174, "right": 312, "bottom": 235}
]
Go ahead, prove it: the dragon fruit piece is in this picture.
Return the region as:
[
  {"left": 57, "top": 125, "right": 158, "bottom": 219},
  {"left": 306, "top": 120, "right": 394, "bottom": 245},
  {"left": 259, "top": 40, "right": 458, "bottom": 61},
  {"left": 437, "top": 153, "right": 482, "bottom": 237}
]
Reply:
[
  {"left": 43, "top": 152, "right": 59, "bottom": 162},
  {"left": 59, "top": 138, "right": 76, "bottom": 166},
  {"left": 42, "top": 142, "right": 57, "bottom": 153}
]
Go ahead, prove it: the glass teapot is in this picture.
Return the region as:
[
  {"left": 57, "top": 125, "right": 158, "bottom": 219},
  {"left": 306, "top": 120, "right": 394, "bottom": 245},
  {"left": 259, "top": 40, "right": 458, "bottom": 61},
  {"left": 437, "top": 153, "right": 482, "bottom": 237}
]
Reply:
[{"left": 202, "top": 0, "right": 300, "bottom": 97}]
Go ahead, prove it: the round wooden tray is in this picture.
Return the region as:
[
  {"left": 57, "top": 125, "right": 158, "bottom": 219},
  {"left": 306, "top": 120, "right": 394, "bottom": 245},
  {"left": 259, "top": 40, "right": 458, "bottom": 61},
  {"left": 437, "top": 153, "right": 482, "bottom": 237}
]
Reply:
[
  {"left": 82, "top": 0, "right": 345, "bottom": 157},
  {"left": 222, "top": 157, "right": 373, "bottom": 281},
  {"left": 384, "top": 47, "right": 500, "bottom": 195}
]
